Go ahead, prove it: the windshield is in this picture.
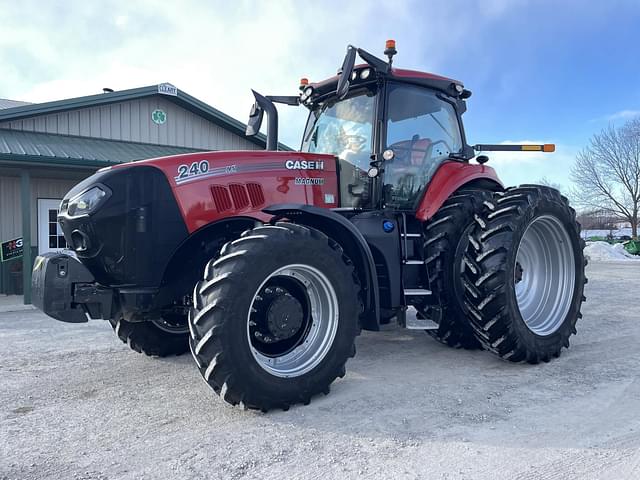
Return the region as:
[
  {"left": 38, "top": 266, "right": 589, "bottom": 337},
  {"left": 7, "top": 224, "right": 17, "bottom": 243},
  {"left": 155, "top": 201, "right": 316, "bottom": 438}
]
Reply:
[{"left": 301, "top": 89, "right": 376, "bottom": 208}]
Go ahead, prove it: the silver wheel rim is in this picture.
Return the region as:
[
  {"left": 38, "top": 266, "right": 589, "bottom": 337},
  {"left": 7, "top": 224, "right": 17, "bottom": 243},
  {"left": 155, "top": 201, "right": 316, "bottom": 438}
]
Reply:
[
  {"left": 151, "top": 318, "right": 189, "bottom": 334},
  {"left": 247, "top": 264, "right": 339, "bottom": 378},
  {"left": 514, "top": 215, "right": 576, "bottom": 336}
]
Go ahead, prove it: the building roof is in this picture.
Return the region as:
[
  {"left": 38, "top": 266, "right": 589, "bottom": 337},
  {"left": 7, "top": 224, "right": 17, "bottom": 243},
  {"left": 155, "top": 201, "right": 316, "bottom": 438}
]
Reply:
[
  {"left": 0, "top": 83, "right": 290, "bottom": 150},
  {"left": 0, "top": 98, "right": 32, "bottom": 110},
  {"left": 0, "top": 128, "right": 200, "bottom": 168}
]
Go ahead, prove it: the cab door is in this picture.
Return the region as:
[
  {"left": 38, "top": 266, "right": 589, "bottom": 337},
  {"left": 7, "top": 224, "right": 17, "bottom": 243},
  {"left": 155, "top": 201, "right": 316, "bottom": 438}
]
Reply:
[{"left": 382, "top": 83, "right": 464, "bottom": 210}]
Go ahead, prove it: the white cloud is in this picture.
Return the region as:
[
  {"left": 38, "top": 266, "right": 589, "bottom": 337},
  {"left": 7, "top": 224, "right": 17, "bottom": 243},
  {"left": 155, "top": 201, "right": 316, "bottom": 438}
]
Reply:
[
  {"left": 114, "top": 15, "right": 129, "bottom": 28},
  {"left": 591, "top": 110, "right": 640, "bottom": 123},
  {"left": 603, "top": 110, "right": 640, "bottom": 121}
]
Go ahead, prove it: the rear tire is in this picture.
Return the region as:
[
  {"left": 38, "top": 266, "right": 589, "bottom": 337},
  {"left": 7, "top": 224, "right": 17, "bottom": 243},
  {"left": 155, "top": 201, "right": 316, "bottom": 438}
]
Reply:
[
  {"left": 189, "top": 223, "right": 361, "bottom": 411},
  {"left": 462, "top": 186, "right": 586, "bottom": 363},
  {"left": 421, "top": 190, "right": 492, "bottom": 349},
  {"left": 109, "top": 316, "right": 189, "bottom": 357}
]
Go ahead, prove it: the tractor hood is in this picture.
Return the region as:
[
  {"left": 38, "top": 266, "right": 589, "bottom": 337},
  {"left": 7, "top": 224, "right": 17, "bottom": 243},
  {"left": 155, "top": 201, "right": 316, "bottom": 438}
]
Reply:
[
  {"left": 66, "top": 150, "right": 339, "bottom": 233},
  {"left": 116, "top": 150, "right": 335, "bottom": 188},
  {"left": 56, "top": 149, "right": 338, "bottom": 286}
]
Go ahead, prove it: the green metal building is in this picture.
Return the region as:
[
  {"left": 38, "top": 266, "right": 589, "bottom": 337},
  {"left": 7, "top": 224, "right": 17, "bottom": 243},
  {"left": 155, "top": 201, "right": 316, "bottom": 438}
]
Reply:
[{"left": 0, "top": 83, "right": 271, "bottom": 302}]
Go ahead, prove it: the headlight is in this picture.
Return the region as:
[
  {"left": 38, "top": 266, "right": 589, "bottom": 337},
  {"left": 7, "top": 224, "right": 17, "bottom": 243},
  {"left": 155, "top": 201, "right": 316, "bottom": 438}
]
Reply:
[
  {"left": 300, "top": 86, "right": 314, "bottom": 102},
  {"left": 67, "top": 186, "right": 108, "bottom": 216},
  {"left": 360, "top": 68, "right": 371, "bottom": 80}
]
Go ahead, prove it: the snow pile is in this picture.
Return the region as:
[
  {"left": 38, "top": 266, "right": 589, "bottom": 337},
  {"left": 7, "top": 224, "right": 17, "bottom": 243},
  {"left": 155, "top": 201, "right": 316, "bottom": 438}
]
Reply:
[
  {"left": 612, "top": 242, "right": 639, "bottom": 259},
  {"left": 584, "top": 241, "right": 640, "bottom": 262}
]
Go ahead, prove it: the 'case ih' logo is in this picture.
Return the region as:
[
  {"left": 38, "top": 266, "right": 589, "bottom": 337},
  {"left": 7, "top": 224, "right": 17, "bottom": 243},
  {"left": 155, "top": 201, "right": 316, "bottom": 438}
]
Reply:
[{"left": 285, "top": 160, "right": 324, "bottom": 170}]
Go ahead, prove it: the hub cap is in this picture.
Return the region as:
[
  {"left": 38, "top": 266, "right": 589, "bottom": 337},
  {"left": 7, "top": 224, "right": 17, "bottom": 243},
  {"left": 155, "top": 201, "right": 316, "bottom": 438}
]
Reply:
[
  {"left": 514, "top": 215, "right": 576, "bottom": 336},
  {"left": 247, "top": 264, "right": 339, "bottom": 378}
]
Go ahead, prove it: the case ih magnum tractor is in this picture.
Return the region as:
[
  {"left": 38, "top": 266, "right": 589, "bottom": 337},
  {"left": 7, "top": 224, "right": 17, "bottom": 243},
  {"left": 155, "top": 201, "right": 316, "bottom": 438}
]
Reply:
[{"left": 32, "top": 42, "right": 586, "bottom": 411}]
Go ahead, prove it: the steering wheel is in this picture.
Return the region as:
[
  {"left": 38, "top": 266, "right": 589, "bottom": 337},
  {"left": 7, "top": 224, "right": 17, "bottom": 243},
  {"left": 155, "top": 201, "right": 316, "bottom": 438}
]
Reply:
[{"left": 343, "top": 134, "right": 368, "bottom": 149}]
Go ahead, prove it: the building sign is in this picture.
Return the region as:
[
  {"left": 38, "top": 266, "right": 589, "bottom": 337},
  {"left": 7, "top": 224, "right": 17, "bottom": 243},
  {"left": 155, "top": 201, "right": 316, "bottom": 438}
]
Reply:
[
  {"left": 1, "top": 237, "right": 23, "bottom": 262},
  {"left": 152, "top": 109, "right": 167, "bottom": 125},
  {"left": 157, "top": 83, "right": 178, "bottom": 96}
]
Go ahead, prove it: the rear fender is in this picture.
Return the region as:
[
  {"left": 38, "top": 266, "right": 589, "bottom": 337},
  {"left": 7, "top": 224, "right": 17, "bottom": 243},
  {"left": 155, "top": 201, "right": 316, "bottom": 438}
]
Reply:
[
  {"left": 263, "top": 204, "right": 380, "bottom": 331},
  {"left": 415, "top": 161, "right": 503, "bottom": 221}
]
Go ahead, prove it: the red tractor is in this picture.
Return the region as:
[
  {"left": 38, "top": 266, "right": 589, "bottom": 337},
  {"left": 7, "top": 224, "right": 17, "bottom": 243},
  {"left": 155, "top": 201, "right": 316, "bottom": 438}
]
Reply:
[{"left": 32, "top": 42, "right": 586, "bottom": 411}]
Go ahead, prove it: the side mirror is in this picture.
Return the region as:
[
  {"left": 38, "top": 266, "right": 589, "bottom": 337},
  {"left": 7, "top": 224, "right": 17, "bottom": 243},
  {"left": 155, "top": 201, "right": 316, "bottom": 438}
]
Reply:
[
  {"left": 336, "top": 45, "right": 357, "bottom": 99},
  {"left": 245, "top": 102, "right": 264, "bottom": 137}
]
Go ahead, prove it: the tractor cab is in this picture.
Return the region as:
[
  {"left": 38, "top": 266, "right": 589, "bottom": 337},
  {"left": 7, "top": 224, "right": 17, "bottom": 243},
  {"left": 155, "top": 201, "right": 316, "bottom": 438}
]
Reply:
[{"left": 247, "top": 41, "right": 475, "bottom": 211}]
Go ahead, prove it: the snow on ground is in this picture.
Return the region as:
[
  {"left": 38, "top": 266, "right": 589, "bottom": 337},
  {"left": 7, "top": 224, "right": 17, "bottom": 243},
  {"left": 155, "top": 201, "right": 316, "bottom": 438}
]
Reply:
[
  {"left": 584, "top": 241, "right": 640, "bottom": 262},
  {"left": 2, "top": 262, "right": 640, "bottom": 480}
]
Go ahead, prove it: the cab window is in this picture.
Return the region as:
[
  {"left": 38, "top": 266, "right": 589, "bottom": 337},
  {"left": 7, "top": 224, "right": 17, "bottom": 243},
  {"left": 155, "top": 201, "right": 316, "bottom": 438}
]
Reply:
[{"left": 384, "top": 84, "right": 462, "bottom": 208}]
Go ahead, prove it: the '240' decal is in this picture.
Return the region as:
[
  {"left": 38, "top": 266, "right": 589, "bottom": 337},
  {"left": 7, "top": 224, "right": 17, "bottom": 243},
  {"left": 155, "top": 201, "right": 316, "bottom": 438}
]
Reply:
[
  {"left": 175, "top": 160, "right": 210, "bottom": 181},
  {"left": 174, "top": 161, "right": 239, "bottom": 184}
]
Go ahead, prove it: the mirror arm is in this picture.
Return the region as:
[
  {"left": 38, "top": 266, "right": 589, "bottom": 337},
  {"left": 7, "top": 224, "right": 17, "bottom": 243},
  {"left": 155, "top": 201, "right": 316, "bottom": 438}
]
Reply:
[
  {"left": 356, "top": 48, "right": 390, "bottom": 73},
  {"left": 267, "top": 95, "right": 300, "bottom": 106},
  {"left": 249, "top": 90, "right": 278, "bottom": 151}
]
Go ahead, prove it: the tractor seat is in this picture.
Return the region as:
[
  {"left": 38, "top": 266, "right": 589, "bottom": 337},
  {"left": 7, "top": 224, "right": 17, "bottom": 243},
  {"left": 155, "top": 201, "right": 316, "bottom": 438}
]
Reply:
[{"left": 388, "top": 136, "right": 432, "bottom": 170}]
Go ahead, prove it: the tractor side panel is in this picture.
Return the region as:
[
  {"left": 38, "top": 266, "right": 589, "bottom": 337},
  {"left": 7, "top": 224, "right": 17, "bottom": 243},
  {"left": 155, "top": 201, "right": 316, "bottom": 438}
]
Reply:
[
  {"left": 118, "top": 151, "right": 339, "bottom": 233},
  {"left": 415, "top": 161, "right": 503, "bottom": 221}
]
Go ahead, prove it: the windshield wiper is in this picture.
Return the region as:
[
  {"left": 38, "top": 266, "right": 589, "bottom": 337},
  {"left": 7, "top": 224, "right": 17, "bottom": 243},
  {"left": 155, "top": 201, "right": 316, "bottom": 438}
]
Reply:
[{"left": 303, "top": 103, "right": 330, "bottom": 143}]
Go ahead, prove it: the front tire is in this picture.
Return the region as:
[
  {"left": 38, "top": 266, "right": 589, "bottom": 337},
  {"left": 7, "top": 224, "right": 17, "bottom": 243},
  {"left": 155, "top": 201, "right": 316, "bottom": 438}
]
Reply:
[
  {"left": 462, "top": 186, "right": 586, "bottom": 363},
  {"left": 109, "top": 316, "right": 189, "bottom": 357},
  {"left": 189, "top": 223, "right": 361, "bottom": 411}
]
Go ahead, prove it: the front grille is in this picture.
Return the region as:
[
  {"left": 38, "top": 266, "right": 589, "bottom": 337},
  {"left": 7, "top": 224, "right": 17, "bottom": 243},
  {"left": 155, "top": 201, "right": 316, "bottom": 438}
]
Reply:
[
  {"left": 229, "top": 184, "right": 250, "bottom": 210},
  {"left": 211, "top": 185, "right": 233, "bottom": 212},
  {"left": 246, "top": 182, "right": 265, "bottom": 208},
  {"left": 210, "top": 183, "right": 265, "bottom": 212}
]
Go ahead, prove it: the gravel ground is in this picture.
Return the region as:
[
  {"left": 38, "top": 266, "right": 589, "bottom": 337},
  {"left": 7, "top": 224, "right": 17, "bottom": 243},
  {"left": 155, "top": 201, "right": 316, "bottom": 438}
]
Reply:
[{"left": 1, "top": 261, "right": 639, "bottom": 480}]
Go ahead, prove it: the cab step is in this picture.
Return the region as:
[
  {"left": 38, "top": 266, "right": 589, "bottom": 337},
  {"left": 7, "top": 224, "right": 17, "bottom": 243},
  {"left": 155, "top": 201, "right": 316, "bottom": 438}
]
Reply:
[
  {"left": 403, "top": 307, "right": 439, "bottom": 330},
  {"left": 403, "top": 288, "right": 432, "bottom": 296}
]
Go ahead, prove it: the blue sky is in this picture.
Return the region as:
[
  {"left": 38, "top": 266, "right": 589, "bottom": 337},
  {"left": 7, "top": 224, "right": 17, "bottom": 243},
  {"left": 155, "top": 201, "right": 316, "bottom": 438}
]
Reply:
[{"left": 1, "top": 0, "right": 639, "bottom": 189}]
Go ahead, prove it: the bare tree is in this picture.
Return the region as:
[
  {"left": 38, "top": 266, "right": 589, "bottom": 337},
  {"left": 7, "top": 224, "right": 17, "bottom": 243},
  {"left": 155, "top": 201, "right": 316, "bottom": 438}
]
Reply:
[
  {"left": 571, "top": 118, "right": 640, "bottom": 239},
  {"left": 537, "top": 177, "right": 564, "bottom": 192}
]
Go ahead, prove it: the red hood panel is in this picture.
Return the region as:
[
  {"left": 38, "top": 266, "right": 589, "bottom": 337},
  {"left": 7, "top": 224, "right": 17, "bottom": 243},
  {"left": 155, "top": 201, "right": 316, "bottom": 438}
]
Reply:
[{"left": 113, "top": 150, "right": 338, "bottom": 232}]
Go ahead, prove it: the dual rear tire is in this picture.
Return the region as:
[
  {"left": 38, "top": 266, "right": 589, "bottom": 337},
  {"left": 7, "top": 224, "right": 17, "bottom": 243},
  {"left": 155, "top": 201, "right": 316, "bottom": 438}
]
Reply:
[
  {"left": 421, "top": 190, "right": 492, "bottom": 349},
  {"left": 461, "top": 186, "right": 586, "bottom": 363}
]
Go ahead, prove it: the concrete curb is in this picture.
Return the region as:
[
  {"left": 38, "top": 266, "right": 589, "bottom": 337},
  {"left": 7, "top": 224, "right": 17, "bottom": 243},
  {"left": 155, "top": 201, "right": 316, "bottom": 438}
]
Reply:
[{"left": 0, "top": 303, "right": 36, "bottom": 314}]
